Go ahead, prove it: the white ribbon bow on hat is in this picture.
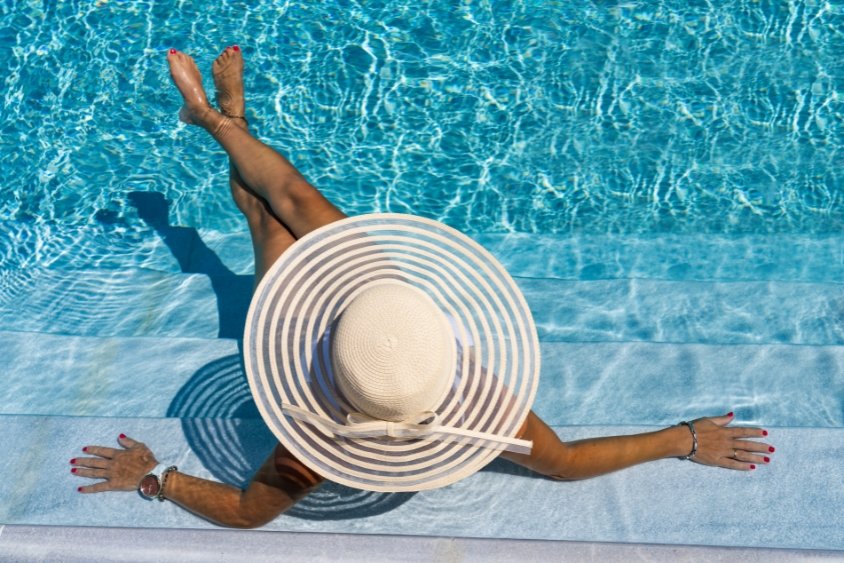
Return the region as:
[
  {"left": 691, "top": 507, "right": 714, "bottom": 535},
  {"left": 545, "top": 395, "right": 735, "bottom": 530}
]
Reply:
[{"left": 282, "top": 404, "right": 532, "bottom": 455}]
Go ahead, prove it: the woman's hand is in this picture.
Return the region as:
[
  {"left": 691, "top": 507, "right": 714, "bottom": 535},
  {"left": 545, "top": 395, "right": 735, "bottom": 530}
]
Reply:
[
  {"left": 71, "top": 434, "right": 159, "bottom": 493},
  {"left": 687, "top": 413, "right": 775, "bottom": 470}
]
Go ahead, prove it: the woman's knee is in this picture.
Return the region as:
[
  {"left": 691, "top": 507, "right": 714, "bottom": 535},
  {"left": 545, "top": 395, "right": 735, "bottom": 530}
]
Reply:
[
  {"left": 265, "top": 180, "right": 344, "bottom": 237},
  {"left": 230, "top": 180, "right": 280, "bottom": 226}
]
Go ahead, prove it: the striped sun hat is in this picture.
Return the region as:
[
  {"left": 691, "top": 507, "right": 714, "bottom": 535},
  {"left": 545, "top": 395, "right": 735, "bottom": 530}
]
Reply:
[{"left": 244, "top": 214, "right": 540, "bottom": 492}]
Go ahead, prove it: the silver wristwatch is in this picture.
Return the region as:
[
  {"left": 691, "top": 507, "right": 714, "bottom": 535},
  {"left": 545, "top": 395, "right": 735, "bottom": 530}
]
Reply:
[{"left": 138, "top": 463, "right": 178, "bottom": 501}]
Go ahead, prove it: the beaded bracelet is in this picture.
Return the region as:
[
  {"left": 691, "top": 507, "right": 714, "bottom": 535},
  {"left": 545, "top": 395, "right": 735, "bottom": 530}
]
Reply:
[
  {"left": 157, "top": 465, "right": 178, "bottom": 502},
  {"left": 677, "top": 421, "right": 698, "bottom": 460}
]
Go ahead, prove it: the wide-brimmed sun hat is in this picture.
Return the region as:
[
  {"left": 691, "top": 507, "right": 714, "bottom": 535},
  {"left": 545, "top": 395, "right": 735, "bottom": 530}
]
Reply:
[{"left": 244, "top": 213, "right": 540, "bottom": 492}]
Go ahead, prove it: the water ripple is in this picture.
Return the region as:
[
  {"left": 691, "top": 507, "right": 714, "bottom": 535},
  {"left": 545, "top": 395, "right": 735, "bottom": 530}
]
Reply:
[{"left": 1, "top": 1, "right": 841, "bottom": 235}]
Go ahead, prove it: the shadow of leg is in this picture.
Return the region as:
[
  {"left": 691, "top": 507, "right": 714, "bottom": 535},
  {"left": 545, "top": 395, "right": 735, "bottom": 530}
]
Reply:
[{"left": 127, "top": 191, "right": 253, "bottom": 339}]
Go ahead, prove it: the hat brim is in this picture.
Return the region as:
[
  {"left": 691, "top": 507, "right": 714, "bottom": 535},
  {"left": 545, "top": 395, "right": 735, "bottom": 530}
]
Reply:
[{"left": 244, "top": 213, "right": 540, "bottom": 492}]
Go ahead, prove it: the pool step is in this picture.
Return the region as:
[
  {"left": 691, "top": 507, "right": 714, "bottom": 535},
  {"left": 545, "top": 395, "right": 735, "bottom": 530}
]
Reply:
[
  {"left": 0, "top": 221, "right": 253, "bottom": 276},
  {"left": 4, "top": 220, "right": 844, "bottom": 283},
  {"left": 536, "top": 340, "right": 844, "bottom": 428},
  {"left": 3, "top": 266, "right": 844, "bottom": 346},
  {"left": 477, "top": 232, "right": 844, "bottom": 283},
  {"left": 519, "top": 277, "right": 844, "bottom": 345},
  {"left": 0, "top": 412, "right": 840, "bottom": 551},
  {"left": 3, "top": 330, "right": 841, "bottom": 429},
  {"left": 0, "top": 330, "right": 244, "bottom": 419},
  {"left": 0, "top": 266, "right": 251, "bottom": 340}
]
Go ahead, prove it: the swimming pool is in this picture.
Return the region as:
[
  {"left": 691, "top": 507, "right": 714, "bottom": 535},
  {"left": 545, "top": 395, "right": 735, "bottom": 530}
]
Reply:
[
  {"left": 1, "top": 0, "right": 842, "bottom": 554},
  {"left": 3, "top": 1, "right": 842, "bottom": 238}
]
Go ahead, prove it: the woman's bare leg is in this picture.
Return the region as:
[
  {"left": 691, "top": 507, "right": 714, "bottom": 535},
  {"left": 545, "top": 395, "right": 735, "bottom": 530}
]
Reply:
[
  {"left": 167, "top": 48, "right": 345, "bottom": 240},
  {"left": 210, "top": 46, "right": 294, "bottom": 284}
]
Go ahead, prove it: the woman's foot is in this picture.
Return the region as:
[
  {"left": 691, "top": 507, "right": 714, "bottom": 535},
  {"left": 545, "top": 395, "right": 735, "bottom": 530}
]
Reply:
[
  {"left": 212, "top": 45, "right": 246, "bottom": 122},
  {"left": 167, "top": 49, "right": 215, "bottom": 126}
]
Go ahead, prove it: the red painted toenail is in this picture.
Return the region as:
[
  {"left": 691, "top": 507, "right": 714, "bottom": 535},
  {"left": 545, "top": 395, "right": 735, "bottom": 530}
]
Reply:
[{"left": 233, "top": 45, "right": 240, "bottom": 52}]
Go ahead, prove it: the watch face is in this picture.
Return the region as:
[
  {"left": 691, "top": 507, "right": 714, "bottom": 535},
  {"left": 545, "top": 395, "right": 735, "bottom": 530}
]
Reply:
[{"left": 139, "top": 474, "right": 160, "bottom": 498}]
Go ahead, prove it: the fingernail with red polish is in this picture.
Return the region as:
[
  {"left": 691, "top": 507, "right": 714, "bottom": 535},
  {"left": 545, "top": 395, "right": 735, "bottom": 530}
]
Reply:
[
  {"left": 233, "top": 45, "right": 240, "bottom": 52},
  {"left": 764, "top": 457, "right": 770, "bottom": 463},
  {"left": 762, "top": 430, "right": 768, "bottom": 436},
  {"left": 169, "top": 48, "right": 176, "bottom": 54},
  {"left": 77, "top": 487, "right": 84, "bottom": 493},
  {"left": 119, "top": 433, "right": 126, "bottom": 439},
  {"left": 71, "top": 468, "right": 77, "bottom": 473},
  {"left": 768, "top": 446, "right": 776, "bottom": 453},
  {"left": 82, "top": 447, "right": 88, "bottom": 452},
  {"left": 70, "top": 458, "right": 77, "bottom": 464},
  {"left": 727, "top": 412, "right": 734, "bottom": 417},
  {"left": 749, "top": 464, "right": 756, "bottom": 470}
]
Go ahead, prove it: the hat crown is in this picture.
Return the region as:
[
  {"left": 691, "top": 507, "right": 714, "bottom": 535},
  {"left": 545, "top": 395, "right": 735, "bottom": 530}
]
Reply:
[{"left": 331, "top": 282, "right": 455, "bottom": 422}]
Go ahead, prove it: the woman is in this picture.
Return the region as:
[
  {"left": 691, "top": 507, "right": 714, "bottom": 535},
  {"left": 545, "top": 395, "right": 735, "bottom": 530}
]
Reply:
[{"left": 70, "top": 46, "right": 774, "bottom": 528}]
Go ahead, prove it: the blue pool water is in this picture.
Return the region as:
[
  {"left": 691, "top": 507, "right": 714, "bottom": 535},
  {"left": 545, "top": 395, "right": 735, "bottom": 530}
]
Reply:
[
  {"left": 2, "top": 1, "right": 842, "bottom": 239},
  {"left": 1, "top": 0, "right": 843, "bottom": 552}
]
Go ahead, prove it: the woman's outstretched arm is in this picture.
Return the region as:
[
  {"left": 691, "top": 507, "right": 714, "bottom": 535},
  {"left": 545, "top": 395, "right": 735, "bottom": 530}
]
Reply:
[
  {"left": 501, "top": 411, "right": 774, "bottom": 480},
  {"left": 72, "top": 436, "right": 322, "bottom": 528}
]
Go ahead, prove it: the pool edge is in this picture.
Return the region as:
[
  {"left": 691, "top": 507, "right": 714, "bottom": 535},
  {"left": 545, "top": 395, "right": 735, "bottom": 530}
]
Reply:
[{"left": 1, "top": 525, "right": 840, "bottom": 562}]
